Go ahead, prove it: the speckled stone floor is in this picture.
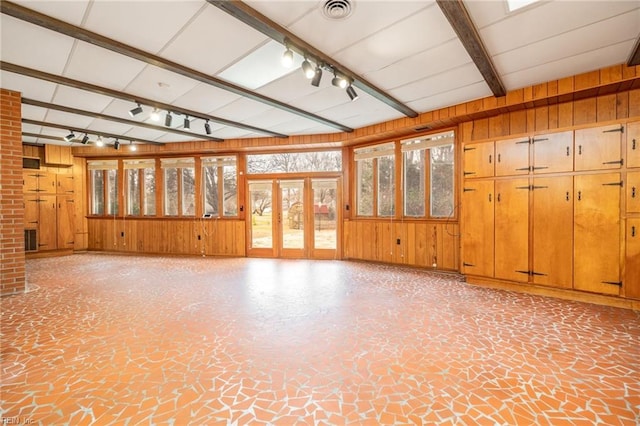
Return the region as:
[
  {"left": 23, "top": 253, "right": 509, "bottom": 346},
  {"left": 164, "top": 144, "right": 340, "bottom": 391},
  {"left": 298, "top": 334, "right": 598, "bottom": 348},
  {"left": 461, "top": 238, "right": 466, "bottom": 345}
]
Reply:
[{"left": 1, "top": 254, "right": 639, "bottom": 425}]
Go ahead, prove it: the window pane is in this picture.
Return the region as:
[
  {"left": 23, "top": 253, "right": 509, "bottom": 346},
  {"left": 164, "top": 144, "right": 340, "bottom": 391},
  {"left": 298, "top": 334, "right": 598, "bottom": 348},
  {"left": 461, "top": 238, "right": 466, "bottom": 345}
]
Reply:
[
  {"left": 223, "top": 164, "right": 237, "bottom": 216},
  {"left": 91, "top": 170, "right": 104, "bottom": 215},
  {"left": 430, "top": 144, "right": 455, "bottom": 217},
  {"left": 403, "top": 149, "right": 425, "bottom": 217},
  {"left": 356, "top": 159, "right": 373, "bottom": 216},
  {"left": 378, "top": 155, "right": 395, "bottom": 217},
  {"left": 107, "top": 170, "right": 118, "bottom": 215},
  {"left": 126, "top": 169, "right": 140, "bottom": 216},
  {"left": 164, "top": 168, "right": 178, "bottom": 216},
  {"left": 143, "top": 168, "right": 156, "bottom": 216},
  {"left": 247, "top": 151, "right": 341, "bottom": 173},
  {"left": 182, "top": 167, "right": 195, "bottom": 216},
  {"left": 203, "top": 165, "right": 219, "bottom": 216}
]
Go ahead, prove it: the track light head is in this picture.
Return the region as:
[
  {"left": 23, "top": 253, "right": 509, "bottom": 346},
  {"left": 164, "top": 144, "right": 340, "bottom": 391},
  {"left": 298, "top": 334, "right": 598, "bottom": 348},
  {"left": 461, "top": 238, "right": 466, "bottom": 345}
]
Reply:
[
  {"left": 204, "top": 120, "right": 212, "bottom": 135},
  {"left": 129, "top": 103, "right": 143, "bottom": 117},
  {"left": 165, "top": 112, "right": 172, "bottom": 127},
  {"left": 301, "top": 58, "right": 315, "bottom": 79},
  {"left": 130, "top": 141, "right": 137, "bottom": 152},
  {"left": 81, "top": 133, "right": 89, "bottom": 144},
  {"left": 150, "top": 109, "right": 160, "bottom": 122},
  {"left": 331, "top": 73, "right": 347, "bottom": 89},
  {"left": 184, "top": 116, "right": 190, "bottom": 130},
  {"left": 282, "top": 47, "right": 294, "bottom": 67},
  {"left": 311, "top": 66, "right": 323, "bottom": 87},
  {"left": 96, "top": 136, "right": 104, "bottom": 147},
  {"left": 64, "top": 130, "right": 75, "bottom": 142},
  {"left": 114, "top": 139, "right": 120, "bottom": 150},
  {"left": 346, "top": 84, "right": 359, "bottom": 101}
]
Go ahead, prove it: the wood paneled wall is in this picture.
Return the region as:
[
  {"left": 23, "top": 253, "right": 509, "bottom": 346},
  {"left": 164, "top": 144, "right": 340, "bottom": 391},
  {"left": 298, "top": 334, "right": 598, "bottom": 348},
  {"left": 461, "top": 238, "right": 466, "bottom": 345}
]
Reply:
[
  {"left": 87, "top": 218, "right": 245, "bottom": 257},
  {"left": 343, "top": 221, "right": 459, "bottom": 271}
]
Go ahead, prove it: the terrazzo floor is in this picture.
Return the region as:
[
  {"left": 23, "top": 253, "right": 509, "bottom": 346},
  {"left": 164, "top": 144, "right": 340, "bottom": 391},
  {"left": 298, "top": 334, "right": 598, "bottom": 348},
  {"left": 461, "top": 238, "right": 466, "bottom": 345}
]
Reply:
[{"left": 1, "top": 254, "right": 639, "bottom": 425}]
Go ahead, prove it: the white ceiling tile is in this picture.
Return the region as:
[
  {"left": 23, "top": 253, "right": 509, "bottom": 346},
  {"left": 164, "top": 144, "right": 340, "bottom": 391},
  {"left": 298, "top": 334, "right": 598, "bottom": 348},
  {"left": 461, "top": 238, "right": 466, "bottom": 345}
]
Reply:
[
  {"left": 121, "top": 127, "right": 171, "bottom": 142},
  {"left": 84, "top": 118, "right": 135, "bottom": 136},
  {"left": 267, "top": 119, "right": 336, "bottom": 136},
  {"left": 11, "top": 0, "right": 89, "bottom": 26},
  {"left": 124, "top": 65, "right": 200, "bottom": 103},
  {"left": 407, "top": 81, "right": 492, "bottom": 113},
  {"left": 0, "top": 15, "right": 75, "bottom": 74},
  {"left": 0, "top": 71, "right": 57, "bottom": 101},
  {"left": 241, "top": 107, "right": 304, "bottom": 129},
  {"left": 41, "top": 110, "right": 94, "bottom": 130},
  {"left": 153, "top": 133, "right": 202, "bottom": 143},
  {"left": 21, "top": 122, "right": 43, "bottom": 134},
  {"left": 502, "top": 40, "right": 636, "bottom": 90},
  {"left": 288, "top": 86, "right": 353, "bottom": 115},
  {"left": 172, "top": 83, "right": 241, "bottom": 115},
  {"left": 209, "top": 127, "right": 256, "bottom": 140},
  {"left": 21, "top": 104, "right": 47, "bottom": 121},
  {"left": 161, "top": 5, "right": 268, "bottom": 76},
  {"left": 464, "top": 0, "right": 511, "bottom": 29},
  {"left": 256, "top": 67, "right": 321, "bottom": 103},
  {"left": 210, "top": 98, "right": 274, "bottom": 123},
  {"left": 64, "top": 42, "right": 147, "bottom": 91},
  {"left": 84, "top": 1, "right": 204, "bottom": 54},
  {"left": 243, "top": 1, "right": 317, "bottom": 27},
  {"left": 52, "top": 85, "right": 114, "bottom": 113}
]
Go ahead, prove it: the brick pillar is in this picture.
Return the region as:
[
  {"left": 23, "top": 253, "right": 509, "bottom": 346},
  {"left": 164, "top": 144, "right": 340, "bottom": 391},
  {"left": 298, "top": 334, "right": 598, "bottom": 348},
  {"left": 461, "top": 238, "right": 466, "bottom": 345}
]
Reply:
[{"left": 0, "top": 89, "right": 26, "bottom": 296}]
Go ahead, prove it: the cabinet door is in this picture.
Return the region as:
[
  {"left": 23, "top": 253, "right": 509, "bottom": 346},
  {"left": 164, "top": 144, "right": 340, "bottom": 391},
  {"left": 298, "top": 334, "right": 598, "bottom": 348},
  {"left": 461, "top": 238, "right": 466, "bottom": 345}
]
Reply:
[
  {"left": 463, "top": 142, "right": 494, "bottom": 178},
  {"left": 532, "top": 176, "right": 573, "bottom": 288},
  {"left": 57, "top": 195, "right": 75, "bottom": 249},
  {"left": 627, "top": 121, "right": 640, "bottom": 169},
  {"left": 495, "top": 137, "right": 530, "bottom": 176},
  {"left": 495, "top": 178, "right": 530, "bottom": 282},
  {"left": 56, "top": 174, "right": 75, "bottom": 194},
  {"left": 23, "top": 172, "right": 39, "bottom": 194},
  {"left": 627, "top": 171, "right": 640, "bottom": 213},
  {"left": 532, "top": 130, "right": 573, "bottom": 174},
  {"left": 461, "top": 180, "right": 494, "bottom": 276},
  {"left": 574, "top": 173, "right": 621, "bottom": 295},
  {"left": 38, "top": 195, "right": 57, "bottom": 250},
  {"left": 626, "top": 218, "right": 640, "bottom": 300},
  {"left": 39, "top": 171, "right": 57, "bottom": 194},
  {"left": 24, "top": 195, "right": 40, "bottom": 229},
  {"left": 574, "top": 124, "right": 623, "bottom": 171}
]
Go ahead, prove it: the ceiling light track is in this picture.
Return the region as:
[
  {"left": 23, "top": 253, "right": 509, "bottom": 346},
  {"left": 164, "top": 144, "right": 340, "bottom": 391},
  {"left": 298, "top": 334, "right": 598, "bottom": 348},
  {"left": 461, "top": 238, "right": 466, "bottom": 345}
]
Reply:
[
  {"left": 22, "top": 118, "right": 163, "bottom": 146},
  {"left": 0, "top": 61, "right": 288, "bottom": 139},
  {"left": 0, "top": 1, "right": 352, "bottom": 133},
  {"left": 208, "top": 0, "right": 418, "bottom": 118},
  {"left": 21, "top": 98, "right": 223, "bottom": 142}
]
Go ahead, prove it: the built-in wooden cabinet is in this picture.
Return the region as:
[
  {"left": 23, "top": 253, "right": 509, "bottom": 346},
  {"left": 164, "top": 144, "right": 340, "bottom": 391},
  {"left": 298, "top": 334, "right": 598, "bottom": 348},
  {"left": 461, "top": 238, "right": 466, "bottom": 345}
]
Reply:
[
  {"left": 532, "top": 176, "right": 574, "bottom": 289},
  {"left": 463, "top": 141, "right": 494, "bottom": 178},
  {"left": 38, "top": 194, "right": 58, "bottom": 250},
  {"left": 628, "top": 171, "right": 640, "bottom": 213},
  {"left": 495, "top": 137, "right": 530, "bottom": 176},
  {"left": 574, "top": 173, "right": 621, "bottom": 296},
  {"left": 626, "top": 218, "right": 640, "bottom": 300},
  {"left": 461, "top": 180, "right": 494, "bottom": 277},
  {"left": 574, "top": 124, "right": 623, "bottom": 171},
  {"left": 628, "top": 121, "right": 640, "bottom": 169},
  {"left": 57, "top": 195, "right": 75, "bottom": 249},
  {"left": 532, "top": 131, "right": 573, "bottom": 174},
  {"left": 494, "top": 178, "right": 529, "bottom": 282},
  {"left": 44, "top": 145, "right": 73, "bottom": 166}
]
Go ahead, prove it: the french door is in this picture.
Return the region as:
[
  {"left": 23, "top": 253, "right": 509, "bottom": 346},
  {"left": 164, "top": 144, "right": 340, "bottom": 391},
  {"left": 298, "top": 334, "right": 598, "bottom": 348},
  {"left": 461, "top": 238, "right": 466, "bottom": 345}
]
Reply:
[{"left": 247, "top": 178, "right": 340, "bottom": 259}]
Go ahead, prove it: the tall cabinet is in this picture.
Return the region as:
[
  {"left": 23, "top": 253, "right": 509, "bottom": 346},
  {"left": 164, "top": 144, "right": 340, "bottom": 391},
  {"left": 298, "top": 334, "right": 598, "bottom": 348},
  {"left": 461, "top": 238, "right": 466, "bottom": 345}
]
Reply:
[{"left": 461, "top": 121, "right": 638, "bottom": 302}]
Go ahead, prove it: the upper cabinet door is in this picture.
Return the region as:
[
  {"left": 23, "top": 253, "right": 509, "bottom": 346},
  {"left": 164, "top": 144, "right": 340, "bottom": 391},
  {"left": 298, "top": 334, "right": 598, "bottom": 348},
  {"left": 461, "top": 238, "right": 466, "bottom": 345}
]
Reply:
[
  {"left": 627, "top": 171, "right": 640, "bottom": 213},
  {"left": 495, "top": 137, "right": 530, "bottom": 176},
  {"left": 627, "top": 121, "right": 640, "bottom": 169},
  {"left": 532, "top": 131, "right": 573, "bottom": 174},
  {"left": 463, "top": 141, "right": 494, "bottom": 178},
  {"left": 574, "top": 124, "right": 623, "bottom": 171}
]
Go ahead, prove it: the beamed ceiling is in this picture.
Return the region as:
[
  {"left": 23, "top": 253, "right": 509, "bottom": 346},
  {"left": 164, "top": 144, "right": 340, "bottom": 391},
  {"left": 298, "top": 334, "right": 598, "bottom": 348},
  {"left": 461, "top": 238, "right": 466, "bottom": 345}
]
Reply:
[{"left": 1, "top": 0, "right": 639, "bottom": 147}]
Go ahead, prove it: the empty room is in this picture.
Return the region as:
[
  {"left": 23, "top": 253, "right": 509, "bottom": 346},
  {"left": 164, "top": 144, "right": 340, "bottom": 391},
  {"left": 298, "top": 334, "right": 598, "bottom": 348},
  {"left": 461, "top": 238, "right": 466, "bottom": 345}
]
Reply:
[{"left": 1, "top": 0, "right": 639, "bottom": 424}]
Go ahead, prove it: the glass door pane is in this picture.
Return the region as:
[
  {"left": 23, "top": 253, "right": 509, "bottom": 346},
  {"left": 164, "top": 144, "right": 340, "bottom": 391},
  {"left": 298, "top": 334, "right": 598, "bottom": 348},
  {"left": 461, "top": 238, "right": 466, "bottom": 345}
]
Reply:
[
  {"left": 312, "top": 179, "right": 337, "bottom": 250},
  {"left": 280, "top": 180, "right": 304, "bottom": 250},
  {"left": 249, "top": 181, "right": 273, "bottom": 249}
]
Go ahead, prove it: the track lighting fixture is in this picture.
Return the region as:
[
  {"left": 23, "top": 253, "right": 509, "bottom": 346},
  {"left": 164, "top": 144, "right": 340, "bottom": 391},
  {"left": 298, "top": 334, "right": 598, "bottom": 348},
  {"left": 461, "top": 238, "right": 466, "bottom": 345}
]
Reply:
[
  {"left": 129, "top": 102, "right": 143, "bottom": 117},
  {"left": 64, "top": 130, "right": 75, "bottom": 142},
  {"left": 332, "top": 72, "right": 348, "bottom": 89},
  {"left": 96, "top": 136, "right": 104, "bottom": 147},
  {"left": 130, "top": 141, "right": 137, "bottom": 152},
  {"left": 282, "top": 45, "right": 294, "bottom": 68},
  {"left": 184, "top": 116, "right": 191, "bottom": 130},
  {"left": 165, "top": 112, "right": 172, "bottom": 127},
  {"left": 204, "top": 120, "right": 212, "bottom": 135},
  {"left": 81, "top": 133, "right": 89, "bottom": 144},
  {"left": 150, "top": 108, "right": 160, "bottom": 122},
  {"left": 346, "top": 84, "right": 359, "bottom": 101},
  {"left": 301, "top": 58, "right": 315, "bottom": 79},
  {"left": 311, "top": 66, "right": 323, "bottom": 87},
  {"left": 114, "top": 139, "right": 120, "bottom": 150}
]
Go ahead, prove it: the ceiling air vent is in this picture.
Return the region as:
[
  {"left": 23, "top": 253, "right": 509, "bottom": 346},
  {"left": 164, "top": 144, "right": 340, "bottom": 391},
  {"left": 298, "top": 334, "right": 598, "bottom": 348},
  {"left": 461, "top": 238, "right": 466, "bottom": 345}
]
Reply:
[{"left": 321, "top": 0, "right": 353, "bottom": 20}]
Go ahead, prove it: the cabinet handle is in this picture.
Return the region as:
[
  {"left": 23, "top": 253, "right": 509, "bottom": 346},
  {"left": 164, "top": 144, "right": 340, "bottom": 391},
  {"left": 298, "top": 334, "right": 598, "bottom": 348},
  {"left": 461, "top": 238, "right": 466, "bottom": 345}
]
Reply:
[
  {"left": 578, "top": 145, "right": 582, "bottom": 155},
  {"left": 497, "top": 153, "right": 501, "bottom": 163},
  {"left": 566, "top": 146, "right": 570, "bottom": 156},
  {"left": 566, "top": 191, "right": 570, "bottom": 201},
  {"left": 632, "top": 226, "right": 636, "bottom": 237},
  {"left": 497, "top": 193, "right": 501, "bottom": 202},
  {"left": 488, "top": 193, "right": 492, "bottom": 202},
  {"left": 633, "top": 139, "right": 637, "bottom": 150},
  {"left": 601, "top": 281, "right": 622, "bottom": 286},
  {"left": 577, "top": 191, "right": 582, "bottom": 201},
  {"left": 489, "top": 154, "right": 492, "bottom": 164},
  {"left": 632, "top": 187, "right": 636, "bottom": 198}
]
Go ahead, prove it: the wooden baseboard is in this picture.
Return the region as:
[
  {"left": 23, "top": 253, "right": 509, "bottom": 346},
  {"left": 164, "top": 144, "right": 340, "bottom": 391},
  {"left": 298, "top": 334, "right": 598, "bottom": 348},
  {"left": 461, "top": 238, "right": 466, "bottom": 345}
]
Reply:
[
  {"left": 25, "top": 249, "right": 74, "bottom": 259},
  {"left": 465, "top": 275, "right": 640, "bottom": 311}
]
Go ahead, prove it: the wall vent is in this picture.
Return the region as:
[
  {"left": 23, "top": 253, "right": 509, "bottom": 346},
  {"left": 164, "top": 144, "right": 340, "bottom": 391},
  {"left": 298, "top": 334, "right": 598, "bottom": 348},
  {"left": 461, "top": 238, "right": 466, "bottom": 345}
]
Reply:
[{"left": 25, "top": 229, "right": 38, "bottom": 252}]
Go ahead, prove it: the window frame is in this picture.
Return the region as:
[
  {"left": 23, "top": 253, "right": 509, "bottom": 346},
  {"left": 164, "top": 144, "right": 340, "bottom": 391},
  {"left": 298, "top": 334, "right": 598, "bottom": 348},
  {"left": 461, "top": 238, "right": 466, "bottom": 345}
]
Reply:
[
  {"left": 353, "top": 142, "right": 395, "bottom": 218},
  {"left": 87, "top": 160, "right": 118, "bottom": 217},
  {"left": 161, "top": 158, "right": 195, "bottom": 217},
  {"left": 123, "top": 159, "right": 156, "bottom": 217},
  {"left": 202, "top": 155, "right": 238, "bottom": 218}
]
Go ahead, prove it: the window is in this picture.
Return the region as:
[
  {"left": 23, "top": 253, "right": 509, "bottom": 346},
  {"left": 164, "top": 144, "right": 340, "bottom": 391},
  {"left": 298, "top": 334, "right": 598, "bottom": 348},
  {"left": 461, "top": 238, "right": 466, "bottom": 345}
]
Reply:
[
  {"left": 354, "top": 143, "right": 395, "bottom": 217},
  {"left": 247, "top": 150, "right": 342, "bottom": 174},
  {"left": 88, "top": 160, "right": 118, "bottom": 215},
  {"left": 202, "top": 156, "right": 237, "bottom": 217},
  {"left": 124, "top": 159, "right": 156, "bottom": 216},
  {"left": 401, "top": 131, "right": 455, "bottom": 218},
  {"left": 161, "top": 158, "right": 195, "bottom": 216}
]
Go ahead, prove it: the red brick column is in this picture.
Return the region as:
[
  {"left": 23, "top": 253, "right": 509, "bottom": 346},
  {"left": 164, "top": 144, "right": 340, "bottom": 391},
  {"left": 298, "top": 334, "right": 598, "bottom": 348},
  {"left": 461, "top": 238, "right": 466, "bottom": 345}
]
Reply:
[{"left": 1, "top": 89, "right": 26, "bottom": 295}]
